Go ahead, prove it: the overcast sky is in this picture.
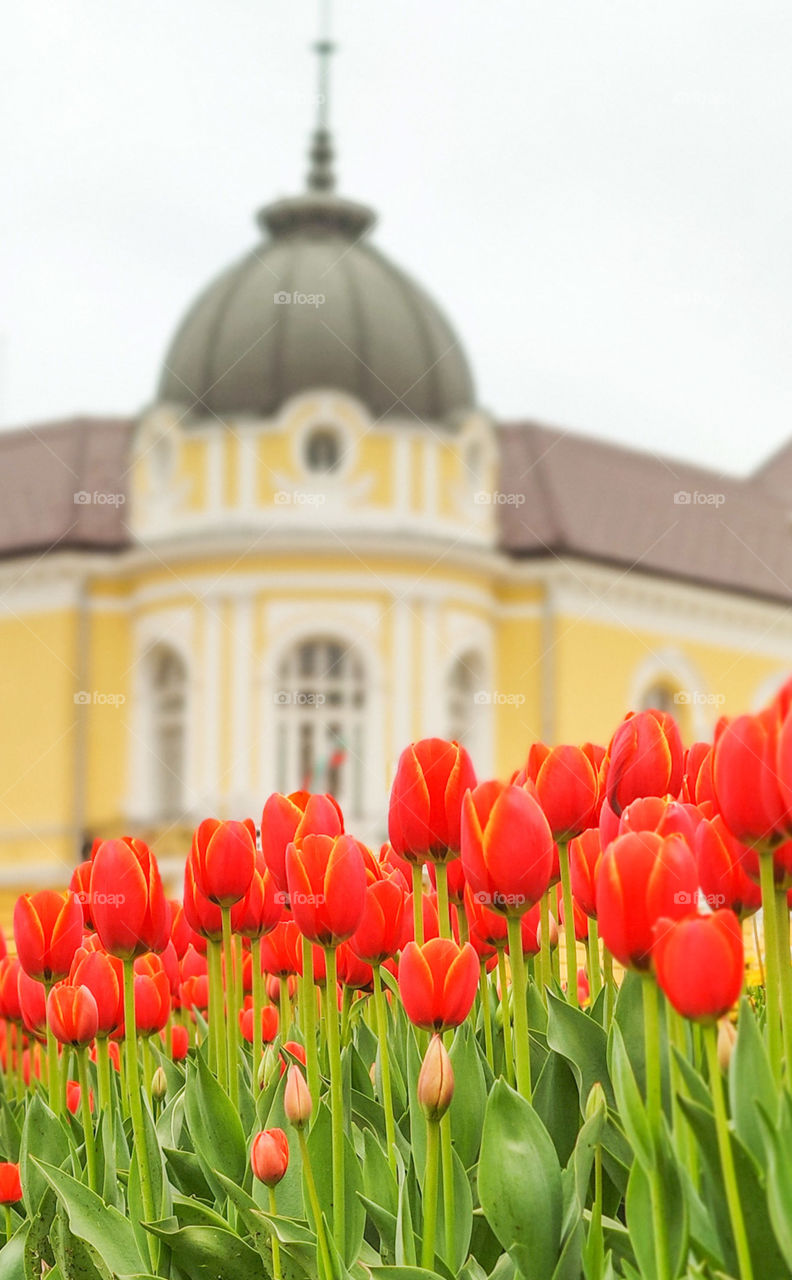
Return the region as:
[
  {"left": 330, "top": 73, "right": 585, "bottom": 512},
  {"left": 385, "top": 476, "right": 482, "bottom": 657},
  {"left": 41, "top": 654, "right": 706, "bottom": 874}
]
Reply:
[{"left": 2, "top": 1, "right": 791, "bottom": 475}]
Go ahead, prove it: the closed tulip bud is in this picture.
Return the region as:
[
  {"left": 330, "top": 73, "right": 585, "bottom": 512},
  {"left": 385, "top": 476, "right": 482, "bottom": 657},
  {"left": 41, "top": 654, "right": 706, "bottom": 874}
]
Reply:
[
  {"left": 286, "top": 833, "right": 367, "bottom": 945},
  {"left": 604, "top": 709, "right": 684, "bottom": 818},
  {"left": 417, "top": 1034, "right": 454, "bottom": 1121},
  {"left": 388, "top": 737, "right": 477, "bottom": 863},
  {"left": 190, "top": 818, "right": 256, "bottom": 907},
  {"left": 585, "top": 1081, "right": 607, "bottom": 1124},
  {"left": 284, "top": 1063, "right": 312, "bottom": 1129},
  {"left": 714, "top": 711, "right": 789, "bottom": 851},
  {"left": 398, "top": 937, "right": 479, "bottom": 1032},
  {"left": 515, "top": 742, "right": 601, "bottom": 840},
  {"left": 46, "top": 983, "right": 99, "bottom": 1047},
  {"left": 461, "top": 780, "right": 554, "bottom": 916},
  {"left": 258, "top": 1044, "right": 279, "bottom": 1091},
  {"left": 152, "top": 1066, "right": 168, "bottom": 1102},
  {"left": 717, "top": 1017, "right": 738, "bottom": 1070},
  {"left": 250, "top": 1128, "right": 289, "bottom": 1187},
  {"left": 91, "top": 838, "right": 169, "bottom": 959},
  {"left": 261, "top": 791, "right": 344, "bottom": 894},
  {"left": 14, "top": 889, "right": 83, "bottom": 983},
  {"left": 653, "top": 910, "right": 744, "bottom": 1022},
  {"left": 66, "top": 1080, "right": 93, "bottom": 1114},
  {"left": 169, "top": 1023, "right": 189, "bottom": 1061},
  {"left": 596, "top": 831, "right": 698, "bottom": 971},
  {"left": 0, "top": 1162, "right": 22, "bottom": 1204}
]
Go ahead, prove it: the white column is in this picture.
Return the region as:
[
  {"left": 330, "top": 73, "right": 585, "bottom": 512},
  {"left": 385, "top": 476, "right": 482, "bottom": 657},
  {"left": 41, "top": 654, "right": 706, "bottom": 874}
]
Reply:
[{"left": 231, "top": 595, "right": 253, "bottom": 814}]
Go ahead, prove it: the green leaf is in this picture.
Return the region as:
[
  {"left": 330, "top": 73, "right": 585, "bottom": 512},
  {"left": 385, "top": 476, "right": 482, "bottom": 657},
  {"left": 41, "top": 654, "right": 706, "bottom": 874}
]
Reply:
[
  {"left": 546, "top": 994, "right": 614, "bottom": 1111},
  {"left": 448, "top": 1023, "right": 487, "bottom": 1171},
  {"left": 18, "top": 1095, "right": 70, "bottom": 1218},
  {"left": 606, "top": 1023, "right": 653, "bottom": 1169},
  {"left": 396, "top": 1158, "right": 418, "bottom": 1268},
  {"left": 50, "top": 1201, "right": 112, "bottom": 1280},
  {"left": 433, "top": 1140, "right": 473, "bottom": 1274},
  {"left": 144, "top": 1223, "right": 267, "bottom": 1280},
  {"left": 756, "top": 1095, "right": 792, "bottom": 1270},
  {"left": 183, "top": 1054, "right": 246, "bottom": 1200},
  {"left": 532, "top": 1049, "right": 581, "bottom": 1168},
  {"left": 478, "top": 1079, "right": 563, "bottom": 1280},
  {"left": 0, "top": 1223, "right": 28, "bottom": 1280},
  {"left": 729, "top": 997, "right": 775, "bottom": 1168},
  {"left": 304, "top": 1105, "right": 366, "bottom": 1267},
  {"left": 31, "top": 1158, "right": 144, "bottom": 1277}
]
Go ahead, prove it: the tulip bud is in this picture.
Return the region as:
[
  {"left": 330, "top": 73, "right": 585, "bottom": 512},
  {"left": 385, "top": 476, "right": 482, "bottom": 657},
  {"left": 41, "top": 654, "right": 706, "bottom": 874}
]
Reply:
[
  {"left": 584, "top": 1081, "right": 607, "bottom": 1124},
  {"left": 284, "top": 1063, "right": 312, "bottom": 1130},
  {"left": 417, "top": 1034, "right": 454, "bottom": 1122},
  {"left": 258, "top": 1044, "right": 279, "bottom": 1092},
  {"left": 536, "top": 913, "right": 558, "bottom": 950},
  {"left": 717, "top": 1017, "right": 738, "bottom": 1071},
  {"left": 152, "top": 1066, "right": 168, "bottom": 1103},
  {"left": 250, "top": 1127, "right": 289, "bottom": 1187}
]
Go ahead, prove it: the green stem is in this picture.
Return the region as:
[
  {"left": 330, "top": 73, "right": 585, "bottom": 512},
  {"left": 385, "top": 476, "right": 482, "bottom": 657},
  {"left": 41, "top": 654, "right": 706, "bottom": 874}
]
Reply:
[
  {"left": 4, "top": 1205, "right": 11, "bottom": 1244},
  {"left": 539, "top": 893, "right": 552, "bottom": 997},
  {"left": 704, "top": 1022, "right": 754, "bottom": 1280},
  {"left": 496, "top": 947, "right": 514, "bottom": 1086},
  {"left": 279, "top": 975, "right": 291, "bottom": 1040},
  {"left": 434, "top": 860, "right": 452, "bottom": 940},
  {"left": 667, "top": 1004, "right": 697, "bottom": 1185},
  {"left": 759, "top": 852, "right": 782, "bottom": 1082},
  {"left": 480, "top": 962, "right": 494, "bottom": 1070},
  {"left": 95, "top": 1037, "right": 113, "bottom": 1115},
  {"left": 301, "top": 938, "right": 320, "bottom": 1108},
  {"left": 558, "top": 842, "right": 579, "bottom": 1007},
  {"left": 420, "top": 1118, "right": 441, "bottom": 1270},
  {"left": 207, "top": 938, "right": 224, "bottom": 1085},
  {"left": 76, "top": 1047, "right": 97, "bottom": 1192},
  {"left": 252, "top": 937, "right": 264, "bottom": 1072},
  {"left": 221, "top": 906, "right": 240, "bottom": 1109},
  {"left": 43, "top": 978, "right": 61, "bottom": 1116},
  {"left": 642, "top": 974, "right": 670, "bottom": 1280},
  {"left": 122, "top": 959, "right": 157, "bottom": 1264},
  {"left": 373, "top": 964, "right": 397, "bottom": 1176},
  {"left": 507, "top": 914, "right": 532, "bottom": 1098},
  {"left": 268, "top": 1186, "right": 283, "bottom": 1280},
  {"left": 774, "top": 886, "right": 792, "bottom": 1078},
  {"left": 323, "top": 946, "right": 345, "bottom": 1253},
  {"left": 587, "top": 916, "right": 602, "bottom": 1000},
  {"left": 440, "top": 1105, "right": 455, "bottom": 1265},
  {"left": 340, "top": 984, "right": 353, "bottom": 1046},
  {"left": 603, "top": 947, "right": 615, "bottom": 1025},
  {"left": 412, "top": 863, "right": 425, "bottom": 945},
  {"left": 141, "top": 1035, "right": 154, "bottom": 1101},
  {"left": 297, "top": 1125, "right": 333, "bottom": 1280}
]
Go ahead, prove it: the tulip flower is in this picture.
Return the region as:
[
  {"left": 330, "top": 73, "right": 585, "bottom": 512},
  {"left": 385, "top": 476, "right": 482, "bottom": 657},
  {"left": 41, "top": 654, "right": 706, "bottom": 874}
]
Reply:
[
  {"left": 69, "top": 861, "right": 95, "bottom": 930},
  {"left": 261, "top": 790, "right": 344, "bottom": 894},
  {"left": 240, "top": 1003, "right": 279, "bottom": 1044},
  {"left": 568, "top": 828, "right": 603, "bottom": 919},
  {"left": 618, "top": 795, "right": 702, "bottom": 844},
  {"left": 461, "top": 781, "right": 554, "bottom": 915},
  {"left": 604, "top": 709, "right": 684, "bottom": 819},
  {"left": 284, "top": 1063, "right": 313, "bottom": 1130},
  {"left": 388, "top": 737, "right": 476, "bottom": 864},
  {"left": 653, "top": 909, "right": 743, "bottom": 1023},
  {"left": 90, "top": 838, "right": 169, "bottom": 960},
  {"left": 417, "top": 1033, "right": 455, "bottom": 1122},
  {"left": 260, "top": 919, "right": 302, "bottom": 977},
  {"left": 190, "top": 818, "right": 256, "bottom": 907},
  {"left": 0, "top": 1163, "right": 21, "bottom": 1204},
  {"left": 285, "top": 833, "right": 367, "bottom": 946},
  {"left": 596, "top": 831, "right": 699, "bottom": 971},
  {"left": 695, "top": 815, "right": 762, "bottom": 918},
  {"left": 349, "top": 871, "right": 407, "bottom": 965},
  {"left": 251, "top": 1128, "right": 290, "bottom": 1186},
  {"left": 70, "top": 948, "right": 123, "bottom": 1037},
  {"left": 682, "top": 742, "right": 716, "bottom": 807},
  {"left": 17, "top": 970, "right": 47, "bottom": 1040},
  {"left": 713, "top": 711, "right": 789, "bottom": 850},
  {"left": 515, "top": 741, "right": 602, "bottom": 839},
  {"left": 133, "top": 967, "right": 171, "bottom": 1037},
  {"left": 0, "top": 957, "right": 22, "bottom": 1023},
  {"left": 47, "top": 983, "right": 99, "bottom": 1047},
  {"left": 66, "top": 1080, "right": 93, "bottom": 1115},
  {"left": 231, "top": 867, "right": 282, "bottom": 938},
  {"left": 13, "top": 889, "right": 83, "bottom": 984},
  {"left": 398, "top": 937, "right": 478, "bottom": 1032}
]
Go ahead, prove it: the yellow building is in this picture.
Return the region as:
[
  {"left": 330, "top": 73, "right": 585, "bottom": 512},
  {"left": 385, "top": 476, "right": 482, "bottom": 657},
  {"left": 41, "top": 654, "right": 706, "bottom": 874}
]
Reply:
[{"left": 1, "top": 108, "right": 791, "bottom": 895}]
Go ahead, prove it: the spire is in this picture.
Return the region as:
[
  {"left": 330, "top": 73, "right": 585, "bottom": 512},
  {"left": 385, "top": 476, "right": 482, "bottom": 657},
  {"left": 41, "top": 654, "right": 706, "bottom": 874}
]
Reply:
[{"left": 307, "top": 0, "right": 336, "bottom": 192}]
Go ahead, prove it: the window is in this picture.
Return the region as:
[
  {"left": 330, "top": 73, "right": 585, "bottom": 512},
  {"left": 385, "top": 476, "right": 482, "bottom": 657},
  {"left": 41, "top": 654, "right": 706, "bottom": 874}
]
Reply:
[
  {"left": 638, "top": 681, "right": 680, "bottom": 716},
  {"left": 149, "top": 646, "right": 187, "bottom": 820},
  {"left": 275, "top": 637, "right": 366, "bottom": 816},
  {"left": 446, "top": 652, "right": 485, "bottom": 752},
  {"left": 304, "top": 426, "right": 342, "bottom": 474}
]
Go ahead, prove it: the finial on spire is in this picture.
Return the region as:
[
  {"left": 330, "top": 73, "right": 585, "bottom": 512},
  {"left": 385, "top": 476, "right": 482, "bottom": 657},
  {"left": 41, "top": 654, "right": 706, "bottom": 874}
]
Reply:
[{"left": 307, "top": 0, "right": 336, "bottom": 192}]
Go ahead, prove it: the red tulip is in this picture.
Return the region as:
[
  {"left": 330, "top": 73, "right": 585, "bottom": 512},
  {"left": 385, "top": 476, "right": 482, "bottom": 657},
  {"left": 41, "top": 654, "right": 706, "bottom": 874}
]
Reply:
[
  {"left": 17, "top": 970, "right": 47, "bottom": 1040},
  {"left": 695, "top": 815, "right": 762, "bottom": 918},
  {"left": 568, "top": 828, "right": 603, "bottom": 919},
  {"left": 349, "top": 872, "right": 407, "bottom": 965},
  {"left": 133, "top": 969, "right": 171, "bottom": 1036},
  {"left": 183, "top": 860, "right": 223, "bottom": 942},
  {"left": 170, "top": 1023, "right": 189, "bottom": 1060},
  {"left": 0, "top": 957, "right": 22, "bottom": 1022},
  {"left": 260, "top": 919, "right": 302, "bottom": 977},
  {"left": 653, "top": 909, "right": 743, "bottom": 1022},
  {"left": 285, "top": 834, "right": 366, "bottom": 946},
  {"left": 170, "top": 902, "right": 202, "bottom": 959},
  {"left": 180, "top": 972, "right": 209, "bottom": 1014},
  {"left": 261, "top": 791, "right": 344, "bottom": 893},
  {"left": 596, "top": 831, "right": 699, "bottom": 971},
  {"left": 47, "top": 983, "right": 99, "bottom": 1047},
  {"left": 682, "top": 742, "right": 716, "bottom": 806},
  {"left": 336, "top": 942, "right": 373, "bottom": 991},
  {"left": 515, "top": 742, "right": 601, "bottom": 839},
  {"left": 0, "top": 1163, "right": 22, "bottom": 1204},
  {"left": 556, "top": 884, "right": 588, "bottom": 941},
  {"left": 618, "top": 795, "right": 702, "bottom": 844},
  {"left": 713, "top": 711, "right": 789, "bottom": 849},
  {"left": 190, "top": 818, "right": 256, "bottom": 907},
  {"left": 66, "top": 1080, "right": 93, "bottom": 1115},
  {"left": 240, "top": 1003, "right": 279, "bottom": 1044},
  {"left": 279, "top": 1040, "right": 307, "bottom": 1075},
  {"left": 460, "top": 780, "right": 554, "bottom": 915},
  {"left": 231, "top": 867, "right": 282, "bottom": 938},
  {"left": 604, "top": 710, "right": 684, "bottom": 818},
  {"left": 398, "top": 937, "right": 479, "bottom": 1031},
  {"left": 250, "top": 1128, "right": 289, "bottom": 1186},
  {"left": 70, "top": 861, "right": 95, "bottom": 930},
  {"left": 14, "top": 890, "right": 83, "bottom": 983},
  {"left": 91, "top": 838, "right": 169, "bottom": 959},
  {"left": 388, "top": 738, "right": 477, "bottom": 864},
  {"left": 284, "top": 1063, "right": 312, "bottom": 1129},
  {"left": 427, "top": 857, "right": 467, "bottom": 905}
]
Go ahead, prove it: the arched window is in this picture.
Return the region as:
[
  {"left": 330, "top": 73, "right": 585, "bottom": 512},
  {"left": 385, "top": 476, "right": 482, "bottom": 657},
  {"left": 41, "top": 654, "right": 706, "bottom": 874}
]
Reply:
[
  {"left": 148, "top": 646, "right": 187, "bottom": 820},
  {"left": 304, "top": 427, "right": 342, "bottom": 474},
  {"left": 446, "top": 652, "right": 486, "bottom": 757},
  {"left": 275, "top": 637, "right": 366, "bottom": 817},
  {"left": 638, "top": 680, "right": 681, "bottom": 717}
]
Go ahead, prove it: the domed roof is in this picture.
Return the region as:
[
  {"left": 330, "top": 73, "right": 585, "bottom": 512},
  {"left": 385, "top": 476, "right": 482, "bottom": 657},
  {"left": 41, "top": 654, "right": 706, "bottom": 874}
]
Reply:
[{"left": 157, "top": 188, "right": 475, "bottom": 423}]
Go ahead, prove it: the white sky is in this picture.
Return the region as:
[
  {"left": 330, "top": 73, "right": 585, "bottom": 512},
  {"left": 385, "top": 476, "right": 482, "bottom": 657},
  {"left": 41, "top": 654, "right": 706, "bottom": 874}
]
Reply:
[{"left": 1, "top": 1, "right": 791, "bottom": 475}]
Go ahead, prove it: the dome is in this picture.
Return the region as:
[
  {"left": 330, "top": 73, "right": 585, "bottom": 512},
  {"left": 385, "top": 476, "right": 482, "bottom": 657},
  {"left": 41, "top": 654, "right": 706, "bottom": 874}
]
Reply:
[{"left": 157, "top": 191, "right": 475, "bottom": 423}]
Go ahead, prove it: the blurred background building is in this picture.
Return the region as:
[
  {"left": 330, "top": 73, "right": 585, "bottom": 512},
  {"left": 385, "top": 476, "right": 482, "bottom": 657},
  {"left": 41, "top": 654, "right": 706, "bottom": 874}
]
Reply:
[{"left": 1, "top": 38, "right": 791, "bottom": 893}]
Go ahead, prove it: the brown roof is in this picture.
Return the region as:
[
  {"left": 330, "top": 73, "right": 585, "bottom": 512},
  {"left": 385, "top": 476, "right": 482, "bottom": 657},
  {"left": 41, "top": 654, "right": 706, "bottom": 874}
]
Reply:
[
  {"left": 495, "top": 422, "right": 792, "bottom": 603},
  {"left": 0, "top": 415, "right": 790, "bottom": 606},
  {"left": 0, "top": 418, "right": 134, "bottom": 559}
]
